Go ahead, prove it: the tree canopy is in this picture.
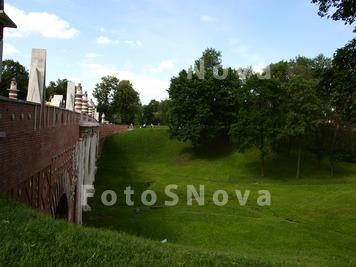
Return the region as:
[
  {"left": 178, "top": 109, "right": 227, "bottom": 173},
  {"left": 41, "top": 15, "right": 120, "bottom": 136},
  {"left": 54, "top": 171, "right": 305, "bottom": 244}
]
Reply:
[
  {"left": 230, "top": 76, "right": 283, "bottom": 176},
  {"left": 0, "top": 59, "right": 29, "bottom": 100},
  {"left": 93, "top": 76, "right": 140, "bottom": 124},
  {"left": 46, "top": 79, "right": 68, "bottom": 101},
  {"left": 312, "top": 0, "right": 356, "bottom": 32},
  {"left": 112, "top": 80, "right": 141, "bottom": 124},
  {"left": 169, "top": 48, "right": 240, "bottom": 146}
]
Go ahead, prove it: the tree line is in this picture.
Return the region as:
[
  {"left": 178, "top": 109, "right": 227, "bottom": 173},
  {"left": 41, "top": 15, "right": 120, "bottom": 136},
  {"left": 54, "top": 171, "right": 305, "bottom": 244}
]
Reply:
[
  {"left": 168, "top": 39, "right": 355, "bottom": 178},
  {"left": 92, "top": 76, "right": 170, "bottom": 125}
]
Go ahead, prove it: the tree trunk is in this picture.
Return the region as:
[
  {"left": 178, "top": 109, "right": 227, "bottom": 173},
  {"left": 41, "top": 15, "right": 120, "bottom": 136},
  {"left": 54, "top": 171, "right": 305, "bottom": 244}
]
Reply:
[
  {"left": 317, "top": 157, "right": 321, "bottom": 169},
  {"left": 330, "top": 160, "right": 334, "bottom": 177},
  {"left": 329, "top": 124, "right": 339, "bottom": 177},
  {"left": 287, "top": 138, "right": 292, "bottom": 156},
  {"left": 296, "top": 142, "right": 302, "bottom": 179},
  {"left": 260, "top": 134, "right": 265, "bottom": 177}
]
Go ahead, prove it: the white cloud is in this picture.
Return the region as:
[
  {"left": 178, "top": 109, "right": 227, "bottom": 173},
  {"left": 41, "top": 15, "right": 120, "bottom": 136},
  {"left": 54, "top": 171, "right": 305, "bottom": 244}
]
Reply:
[
  {"left": 151, "top": 60, "right": 174, "bottom": 73},
  {"left": 96, "top": 36, "right": 113, "bottom": 45},
  {"left": 84, "top": 63, "right": 169, "bottom": 104},
  {"left": 4, "top": 4, "right": 79, "bottom": 39},
  {"left": 200, "top": 15, "right": 217, "bottom": 23},
  {"left": 3, "top": 43, "right": 19, "bottom": 55},
  {"left": 85, "top": 52, "right": 100, "bottom": 59},
  {"left": 124, "top": 40, "right": 143, "bottom": 48}
]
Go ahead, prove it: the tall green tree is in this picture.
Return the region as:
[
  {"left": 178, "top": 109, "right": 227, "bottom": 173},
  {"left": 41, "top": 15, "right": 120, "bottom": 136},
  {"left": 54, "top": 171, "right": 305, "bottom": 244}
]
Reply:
[
  {"left": 319, "top": 38, "right": 356, "bottom": 174},
  {"left": 282, "top": 77, "right": 321, "bottom": 178},
  {"left": 157, "top": 99, "right": 171, "bottom": 125},
  {"left": 169, "top": 48, "right": 240, "bottom": 146},
  {"left": 142, "top": 99, "right": 159, "bottom": 124},
  {"left": 46, "top": 79, "right": 68, "bottom": 101},
  {"left": 0, "top": 59, "right": 29, "bottom": 100},
  {"left": 230, "top": 76, "right": 282, "bottom": 177},
  {"left": 93, "top": 76, "right": 117, "bottom": 122},
  {"left": 112, "top": 80, "right": 141, "bottom": 124}
]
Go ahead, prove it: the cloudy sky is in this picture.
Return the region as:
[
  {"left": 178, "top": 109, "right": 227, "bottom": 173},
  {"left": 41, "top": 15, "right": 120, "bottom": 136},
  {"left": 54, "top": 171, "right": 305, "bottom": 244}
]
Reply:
[{"left": 3, "top": 0, "right": 354, "bottom": 104}]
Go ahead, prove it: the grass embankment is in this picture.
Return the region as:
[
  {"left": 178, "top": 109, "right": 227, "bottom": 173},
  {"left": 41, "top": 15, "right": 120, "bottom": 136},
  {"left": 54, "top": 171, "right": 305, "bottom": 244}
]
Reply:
[
  {"left": 0, "top": 195, "right": 270, "bottom": 266},
  {"left": 84, "top": 128, "right": 356, "bottom": 266}
]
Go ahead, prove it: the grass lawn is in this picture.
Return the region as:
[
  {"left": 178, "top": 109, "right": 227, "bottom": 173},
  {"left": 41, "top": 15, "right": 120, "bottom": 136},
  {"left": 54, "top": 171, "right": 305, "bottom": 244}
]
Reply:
[
  {"left": 0, "top": 196, "right": 270, "bottom": 266},
  {"left": 84, "top": 128, "right": 356, "bottom": 266}
]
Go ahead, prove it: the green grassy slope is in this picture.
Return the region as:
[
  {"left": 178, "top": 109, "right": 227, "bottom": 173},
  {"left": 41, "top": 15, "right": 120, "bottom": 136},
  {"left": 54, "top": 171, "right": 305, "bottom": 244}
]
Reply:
[
  {"left": 0, "top": 196, "right": 272, "bottom": 266},
  {"left": 84, "top": 128, "right": 356, "bottom": 266}
]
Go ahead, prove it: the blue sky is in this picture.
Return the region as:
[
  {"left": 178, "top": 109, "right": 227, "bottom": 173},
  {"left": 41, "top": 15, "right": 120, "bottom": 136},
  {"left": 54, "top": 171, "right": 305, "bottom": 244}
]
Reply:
[{"left": 3, "top": 0, "right": 355, "bottom": 104}]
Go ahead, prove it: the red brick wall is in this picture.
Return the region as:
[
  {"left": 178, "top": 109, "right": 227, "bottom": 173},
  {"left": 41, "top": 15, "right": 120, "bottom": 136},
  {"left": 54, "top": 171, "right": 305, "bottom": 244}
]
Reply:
[
  {"left": 0, "top": 97, "right": 81, "bottom": 221},
  {"left": 98, "top": 124, "right": 128, "bottom": 155},
  {"left": 99, "top": 124, "right": 129, "bottom": 140},
  {"left": 0, "top": 97, "right": 128, "bottom": 222},
  {"left": 0, "top": 98, "right": 80, "bottom": 192}
]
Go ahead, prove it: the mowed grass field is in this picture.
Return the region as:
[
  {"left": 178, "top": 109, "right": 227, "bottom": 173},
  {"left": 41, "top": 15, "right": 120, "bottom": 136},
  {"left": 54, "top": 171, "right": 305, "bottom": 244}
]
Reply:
[{"left": 84, "top": 128, "right": 356, "bottom": 266}]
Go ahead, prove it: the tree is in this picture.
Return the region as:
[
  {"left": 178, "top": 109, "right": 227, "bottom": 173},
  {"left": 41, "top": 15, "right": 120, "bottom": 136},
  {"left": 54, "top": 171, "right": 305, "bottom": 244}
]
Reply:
[
  {"left": 93, "top": 76, "right": 117, "bottom": 122},
  {"left": 169, "top": 48, "right": 240, "bottom": 146},
  {"left": 46, "top": 79, "right": 68, "bottom": 101},
  {"left": 157, "top": 99, "right": 171, "bottom": 125},
  {"left": 230, "top": 76, "right": 282, "bottom": 177},
  {"left": 270, "top": 55, "right": 331, "bottom": 157},
  {"left": 0, "top": 59, "right": 29, "bottom": 100},
  {"left": 311, "top": 0, "right": 356, "bottom": 32},
  {"left": 318, "top": 38, "right": 356, "bottom": 174},
  {"left": 282, "top": 77, "right": 321, "bottom": 178},
  {"left": 142, "top": 100, "right": 159, "bottom": 125},
  {"left": 112, "top": 80, "right": 140, "bottom": 124}
]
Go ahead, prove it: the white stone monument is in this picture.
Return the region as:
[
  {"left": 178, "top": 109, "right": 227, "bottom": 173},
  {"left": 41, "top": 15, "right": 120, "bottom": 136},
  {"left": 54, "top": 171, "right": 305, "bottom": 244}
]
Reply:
[
  {"left": 82, "top": 91, "right": 89, "bottom": 114},
  {"left": 88, "top": 99, "right": 95, "bottom": 117},
  {"left": 94, "top": 108, "right": 99, "bottom": 121},
  {"left": 26, "top": 49, "right": 47, "bottom": 104},
  {"left": 50, "top": 95, "right": 63, "bottom": 107},
  {"left": 66, "top": 81, "right": 75, "bottom": 111},
  {"left": 74, "top": 83, "right": 83, "bottom": 113}
]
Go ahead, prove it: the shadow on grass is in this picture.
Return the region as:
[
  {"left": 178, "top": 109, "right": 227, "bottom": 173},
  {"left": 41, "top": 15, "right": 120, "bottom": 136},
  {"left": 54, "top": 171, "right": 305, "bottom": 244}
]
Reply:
[
  {"left": 84, "top": 134, "right": 180, "bottom": 242},
  {"left": 84, "top": 130, "right": 356, "bottom": 244},
  {"left": 178, "top": 141, "right": 235, "bottom": 161},
  {"left": 244, "top": 152, "right": 355, "bottom": 182}
]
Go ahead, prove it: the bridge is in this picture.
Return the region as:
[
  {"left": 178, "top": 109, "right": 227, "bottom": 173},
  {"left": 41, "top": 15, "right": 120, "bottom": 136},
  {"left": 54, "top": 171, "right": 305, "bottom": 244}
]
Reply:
[
  {"left": 0, "top": 96, "right": 127, "bottom": 223},
  {"left": 0, "top": 51, "right": 127, "bottom": 224},
  {"left": 0, "top": 1, "right": 128, "bottom": 224}
]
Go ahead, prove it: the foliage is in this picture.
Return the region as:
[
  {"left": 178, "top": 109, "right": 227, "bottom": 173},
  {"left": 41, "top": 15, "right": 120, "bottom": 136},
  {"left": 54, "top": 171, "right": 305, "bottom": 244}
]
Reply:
[
  {"left": 46, "top": 79, "right": 68, "bottom": 101},
  {"left": 322, "top": 38, "right": 356, "bottom": 124},
  {"left": 169, "top": 48, "right": 240, "bottom": 146},
  {"left": 311, "top": 0, "right": 356, "bottom": 32},
  {"left": 230, "top": 76, "right": 283, "bottom": 176},
  {"left": 93, "top": 76, "right": 140, "bottom": 124},
  {"left": 282, "top": 76, "right": 322, "bottom": 178},
  {"left": 269, "top": 56, "right": 329, "bottom": 178},
  {"left": 0, "top": 59, "right": 29, "bottom": 100},
  {"left": 112, "top": 80, "right": 141, "bottom": 124},
  {"left": 142, "top": 99, "right": 171, "bottom": 125},
  {"left": 142, "top": 99, "right": 159, "bottom": 124},
  {"left": 157, "top": 99, "right": 171, "bottom": 125},
  {"left": 317, "top": 38, "right": 356, "bottom": 173},
  {"left": 93, "top": 76, "right": 117, "bottom": 122}
]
